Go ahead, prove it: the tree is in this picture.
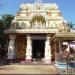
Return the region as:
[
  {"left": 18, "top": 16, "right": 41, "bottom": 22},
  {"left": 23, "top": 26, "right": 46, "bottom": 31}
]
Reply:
[
  {"left": 1, "top": 14, "right": 14, "bottom": 30},
  {"left": 68, "top": 22, "right": 73, "bottom": 28},
  {"left": 0, "top": 14, "right": 14, "bottom": 48},
  {"left": 0, "top": 14, "right": 14, "bottom": 33},
  {"left": 0, "top": 19, "right": 4, "bottom": 33}
]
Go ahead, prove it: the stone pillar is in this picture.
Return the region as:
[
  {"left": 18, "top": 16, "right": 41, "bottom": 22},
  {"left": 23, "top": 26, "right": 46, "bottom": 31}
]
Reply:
[
  {"left": 25, "top": 35, "right": 32, "bottom": 62},
  {"left": 7, "top": 35, "right": 16, "bottom": 60},
  {"left": 44, "top": 35, "right": 52, "bottom": 64},
  {"left": 58, "top": 40, "right": 62, "bottom": 62}
]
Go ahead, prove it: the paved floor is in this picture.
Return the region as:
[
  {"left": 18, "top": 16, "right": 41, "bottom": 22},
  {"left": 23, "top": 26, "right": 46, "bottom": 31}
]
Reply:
[{"left": 0, "top": 64, "right": 60, "bottom": 74}]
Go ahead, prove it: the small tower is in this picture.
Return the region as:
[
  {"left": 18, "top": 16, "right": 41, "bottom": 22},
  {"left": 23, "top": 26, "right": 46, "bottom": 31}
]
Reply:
[{"left": 35, "top": 0, "right": 42, "bottom": 10}]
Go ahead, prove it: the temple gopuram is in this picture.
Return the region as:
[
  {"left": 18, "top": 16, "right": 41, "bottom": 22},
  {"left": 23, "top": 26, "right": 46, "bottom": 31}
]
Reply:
[{"left": 4, "top": 0, "right": 75, "bottom": 64}]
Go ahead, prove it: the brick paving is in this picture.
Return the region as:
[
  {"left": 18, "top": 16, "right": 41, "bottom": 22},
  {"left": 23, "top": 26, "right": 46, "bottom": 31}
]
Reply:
[{"left": 0, "top": 64, "right": 60, "bottom": 74}]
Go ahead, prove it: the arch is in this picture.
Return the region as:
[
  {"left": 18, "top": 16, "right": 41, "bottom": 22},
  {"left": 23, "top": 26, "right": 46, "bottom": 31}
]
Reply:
[{"left": 30, "top": 15, "right": 46, "bottom": 25}]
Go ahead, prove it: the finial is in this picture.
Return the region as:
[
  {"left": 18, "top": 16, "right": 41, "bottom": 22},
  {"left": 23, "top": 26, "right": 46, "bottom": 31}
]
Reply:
[{"left": 35, "top": 0, "right": 42, "bottom": 4}]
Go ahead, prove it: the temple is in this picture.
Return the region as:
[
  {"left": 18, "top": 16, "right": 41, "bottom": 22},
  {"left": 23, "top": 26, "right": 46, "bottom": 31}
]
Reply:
[{"left": 4, "top": 1, "right": 75, "bottom": 64}]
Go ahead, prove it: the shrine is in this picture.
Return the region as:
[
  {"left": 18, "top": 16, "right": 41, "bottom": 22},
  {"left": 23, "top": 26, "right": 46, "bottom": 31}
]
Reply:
[{"left": 4, "top": 0, "right": 75, "bottom": 64}]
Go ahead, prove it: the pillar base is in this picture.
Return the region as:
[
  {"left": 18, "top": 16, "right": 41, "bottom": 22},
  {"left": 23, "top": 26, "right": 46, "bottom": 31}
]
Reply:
[
  {"left": 44, "top": 58, "right": 51, "bottom": 64},
  {"left": 7, "top": 56, "right": 14, "bottom": 60},
  {"left": 25, "top": 56, "right": 32, "bottom": 62}
]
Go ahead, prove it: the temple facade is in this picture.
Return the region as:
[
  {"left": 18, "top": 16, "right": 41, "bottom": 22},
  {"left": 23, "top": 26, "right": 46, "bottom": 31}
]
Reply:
[{"left": 5, "top": 1, "right": 75, "bottom": 64}]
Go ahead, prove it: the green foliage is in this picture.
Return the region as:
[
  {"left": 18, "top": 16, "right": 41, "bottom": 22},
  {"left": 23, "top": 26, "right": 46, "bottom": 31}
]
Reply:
[
  {"left": 0, "top": 20, "right": 3, "bottom": 28},
  {"left": 0, "top": 19, "right": 4, "bottom": 33},
  {"left": 0, "top": 14, "right": 14, "bottom": 33},
  {"left": 1, "top": 14, "right": 14, "bottom": 29},
  {"left": 68, "top": 22, "right": 73, "bottom": 28}
]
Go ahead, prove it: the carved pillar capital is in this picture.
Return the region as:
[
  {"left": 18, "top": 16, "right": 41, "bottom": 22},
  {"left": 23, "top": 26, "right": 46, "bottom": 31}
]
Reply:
[{"left": 9, "top": 35, "right": 16, "bottom": 40}]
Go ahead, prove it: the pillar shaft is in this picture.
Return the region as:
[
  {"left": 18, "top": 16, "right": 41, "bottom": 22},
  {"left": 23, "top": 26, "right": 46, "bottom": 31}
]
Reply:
[
  {"left": 7, "top": 35, "right": 16, "bottom": 59},
  {"left": 44, "top": 36, "right": 51, "bottom": 63},
  {"left": 26, "top": 35, "right": 32, "bottom": 62}
]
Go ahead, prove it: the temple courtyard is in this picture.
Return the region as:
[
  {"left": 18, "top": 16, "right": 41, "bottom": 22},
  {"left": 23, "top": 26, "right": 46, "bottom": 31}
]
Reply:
[
  {"left": 0, "top": 63, "right": 75, "bottom": 74},
  {"left": 0, "top": 64, "right": 60, "bottom": 74}
]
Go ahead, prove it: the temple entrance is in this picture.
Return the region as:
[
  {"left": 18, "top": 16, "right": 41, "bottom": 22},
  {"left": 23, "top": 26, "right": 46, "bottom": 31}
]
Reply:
[{"left": 32, "top": 40, "right": 45, "bottom": 60}]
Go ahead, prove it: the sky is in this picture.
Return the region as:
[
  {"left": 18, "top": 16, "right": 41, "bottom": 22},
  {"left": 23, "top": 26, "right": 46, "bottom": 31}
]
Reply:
[{"left": 0, "top": 0, "right": 75, "bottom": 24}]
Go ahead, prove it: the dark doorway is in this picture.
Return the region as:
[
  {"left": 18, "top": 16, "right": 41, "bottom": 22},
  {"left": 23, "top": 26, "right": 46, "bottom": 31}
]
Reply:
[{"left": 32, "top": 40, "right": 45, "bottom": 59}]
